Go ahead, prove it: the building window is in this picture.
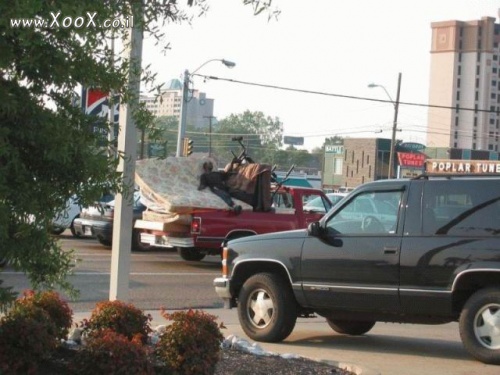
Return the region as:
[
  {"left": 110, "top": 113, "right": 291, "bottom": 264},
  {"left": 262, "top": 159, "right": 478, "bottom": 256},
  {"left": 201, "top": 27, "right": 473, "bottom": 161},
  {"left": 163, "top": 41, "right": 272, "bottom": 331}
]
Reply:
[
  {"left": 454, "top": 131, "right": 458, "bottom": 139},
  {"left": 473, "top": 143, "right": 476, "bottom": 149},
  {"left": 366, "top": 155, "right": 370, "bottom": 164},
  {"left": 493, "top": 93, "right": 497, "bottom": 100},
  {"left": 455, "top": 116, "right": 459, "bottom": 126},
  {"left": 456, "top": 104, "right": 460, "bottom": 114},
  {"left": 474, "top": 117, "right": 478, "bottom": 126},
  {"left": 454, "top": 142, "right": 458, "bottom": 148},
  {"left": 477, "top": 53, "right": 481, "bottom": 62},
  {"left": 477, "top": 66, "right": 481, "bottom": 75},
  {"left": 458, "top": 53, "right": 462, "bottom": 62},
  {"left": 361, "top": 151, "right": 365, "bottom": 167},
  {"left": 458, "top": 66, "right": 461, "bottom": 75},
  {"left": 457, "top": 78, "right": 461, "bottom": 88},
  {"left": 476, "top": 78, "right": 480, "bottom": 88},
  {"left": 456, "top": 91, "right": 460, "bottom": 101},
  {"left": 368, "top": 165, "right": 371, "bottom": 178}
]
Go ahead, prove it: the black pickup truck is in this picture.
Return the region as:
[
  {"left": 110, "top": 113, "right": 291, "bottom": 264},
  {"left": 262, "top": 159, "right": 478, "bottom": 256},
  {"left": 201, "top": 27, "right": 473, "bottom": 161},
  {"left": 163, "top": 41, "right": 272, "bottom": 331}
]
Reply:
[{"left": 214, "top": 167, "right": 500, "bottom": 365}]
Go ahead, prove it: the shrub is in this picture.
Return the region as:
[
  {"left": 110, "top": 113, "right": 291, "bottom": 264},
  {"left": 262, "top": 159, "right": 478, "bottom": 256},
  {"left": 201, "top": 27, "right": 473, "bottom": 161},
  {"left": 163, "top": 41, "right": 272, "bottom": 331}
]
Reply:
[
  {"left": 15, "top": 289, "right": 73, "bottom": 340},
  {"left": 156, "top": 309, "right": 224, "bottom": 375},
  {"left": 71, "top": 328, "right": 154, "bottom": 375},
  {"left": 0, "top": 305, "right": 57, "bottom": 374},
  {"left": 82, "top": 300, "right": 152, "bottom": 343}
]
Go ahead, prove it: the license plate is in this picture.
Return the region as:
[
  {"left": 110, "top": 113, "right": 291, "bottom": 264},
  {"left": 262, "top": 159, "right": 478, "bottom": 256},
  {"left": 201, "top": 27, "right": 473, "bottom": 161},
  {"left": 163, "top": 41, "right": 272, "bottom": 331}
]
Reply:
[
  {"left": 155, "top": 237, "right": 167, "bottom": 246},
  {"left": 84, "top": 226, "right": 92, "bottom": 236}
]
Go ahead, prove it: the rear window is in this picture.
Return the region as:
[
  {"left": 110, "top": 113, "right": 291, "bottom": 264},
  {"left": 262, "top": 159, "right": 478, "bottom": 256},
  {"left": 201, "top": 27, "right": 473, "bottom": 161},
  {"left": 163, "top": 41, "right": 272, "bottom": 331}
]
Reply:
[{"left": 422, "top": 179, "right": 500, "bottom": 236}]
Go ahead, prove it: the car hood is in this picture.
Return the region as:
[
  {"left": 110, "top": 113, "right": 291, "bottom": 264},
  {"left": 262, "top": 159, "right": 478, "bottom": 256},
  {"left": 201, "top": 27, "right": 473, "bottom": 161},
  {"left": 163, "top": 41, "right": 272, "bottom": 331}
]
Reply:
[{"left": 228, "top": 229, "right": 308, "bottom": 246}]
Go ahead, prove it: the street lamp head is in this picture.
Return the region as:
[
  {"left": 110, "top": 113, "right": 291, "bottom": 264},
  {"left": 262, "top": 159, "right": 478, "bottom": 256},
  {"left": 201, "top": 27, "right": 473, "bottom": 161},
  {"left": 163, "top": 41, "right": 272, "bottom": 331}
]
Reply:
[
  {"left": 368, "top": 83, "right": 379, "bottom": 88},
  {"left": 221, "top": 59, "right": 236, "bottom": 68}
]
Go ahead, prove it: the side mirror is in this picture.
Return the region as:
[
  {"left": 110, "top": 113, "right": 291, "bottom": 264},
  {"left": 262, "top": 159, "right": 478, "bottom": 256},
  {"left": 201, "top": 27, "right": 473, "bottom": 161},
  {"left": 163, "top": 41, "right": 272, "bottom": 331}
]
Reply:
[{"left": 307, "top": 221, "right": 321, "bottom": 237}]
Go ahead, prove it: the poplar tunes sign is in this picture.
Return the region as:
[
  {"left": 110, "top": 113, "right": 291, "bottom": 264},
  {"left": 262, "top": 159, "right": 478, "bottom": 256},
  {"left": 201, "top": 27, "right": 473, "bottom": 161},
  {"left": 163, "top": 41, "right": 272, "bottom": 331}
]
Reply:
[{"left": 425, "top": 159, "right": 500, "bottom": 174}]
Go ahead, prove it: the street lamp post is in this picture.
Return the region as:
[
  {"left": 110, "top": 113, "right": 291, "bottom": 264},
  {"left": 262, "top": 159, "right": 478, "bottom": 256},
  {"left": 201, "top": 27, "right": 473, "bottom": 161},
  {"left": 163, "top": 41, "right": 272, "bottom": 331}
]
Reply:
[
  {"left": 175, "top": 59, "right": 236, "bottom": 157},
  {"left": 368, "top": 72, "right": 402, "bottom": 179}
]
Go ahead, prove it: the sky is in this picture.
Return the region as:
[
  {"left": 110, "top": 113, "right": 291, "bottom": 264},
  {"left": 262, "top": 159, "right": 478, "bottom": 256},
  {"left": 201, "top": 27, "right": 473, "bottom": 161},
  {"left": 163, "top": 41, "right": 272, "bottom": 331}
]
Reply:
[{"left": 141, "top": 0, "right": 500, "bottom": 151}]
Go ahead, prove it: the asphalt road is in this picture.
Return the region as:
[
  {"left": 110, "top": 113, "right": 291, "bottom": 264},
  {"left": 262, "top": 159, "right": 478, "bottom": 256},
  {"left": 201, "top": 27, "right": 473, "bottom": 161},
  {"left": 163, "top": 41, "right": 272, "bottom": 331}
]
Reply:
[
  {"left": 2, "top": 230, "right": 500, "bottom": 374},
  {"left": 1, "top": 230, "right": 223, "bottom": 312}
]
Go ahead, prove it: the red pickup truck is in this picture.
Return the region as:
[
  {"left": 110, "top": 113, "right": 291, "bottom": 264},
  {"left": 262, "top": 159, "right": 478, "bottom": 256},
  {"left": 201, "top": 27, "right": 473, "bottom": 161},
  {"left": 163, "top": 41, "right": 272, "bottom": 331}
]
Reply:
[{"left": 135, "top": 185, "right": 331, "bottom": 261}]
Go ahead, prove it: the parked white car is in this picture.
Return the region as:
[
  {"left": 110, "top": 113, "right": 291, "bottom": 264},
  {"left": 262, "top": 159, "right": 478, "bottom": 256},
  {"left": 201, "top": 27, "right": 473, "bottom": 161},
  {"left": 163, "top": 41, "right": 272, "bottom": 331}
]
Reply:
[{"left": 51, "top": 196, "right": 81, "bottom": 236}]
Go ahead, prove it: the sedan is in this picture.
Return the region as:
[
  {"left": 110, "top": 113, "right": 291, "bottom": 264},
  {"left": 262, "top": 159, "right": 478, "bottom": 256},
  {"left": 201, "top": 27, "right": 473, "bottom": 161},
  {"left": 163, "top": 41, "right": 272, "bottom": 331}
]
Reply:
[{"left": 72, "top": 191, "right": 151, "bottom": 251}]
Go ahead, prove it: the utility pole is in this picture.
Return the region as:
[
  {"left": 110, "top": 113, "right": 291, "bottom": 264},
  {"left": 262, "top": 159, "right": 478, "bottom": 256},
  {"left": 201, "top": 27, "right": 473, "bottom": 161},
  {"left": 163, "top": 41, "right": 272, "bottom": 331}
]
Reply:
[
  {"left": 388, "top": 73, "right": 402, "bottom": 179},
  {"left": 109, "top": 7, "right": 143, "bottom": 302},
  {"left": 204, "top": 115, "right": 216, "bottom": 157},
  {"left": 176, "top": 69, "right": 189, "bottom": 157}
]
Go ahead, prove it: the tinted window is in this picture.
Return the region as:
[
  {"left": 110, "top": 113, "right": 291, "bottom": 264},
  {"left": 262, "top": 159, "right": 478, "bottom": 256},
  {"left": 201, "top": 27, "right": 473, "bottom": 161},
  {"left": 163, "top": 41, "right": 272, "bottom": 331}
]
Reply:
[{"left": 422, "top": 179, "right": 500, "bottom": 236}]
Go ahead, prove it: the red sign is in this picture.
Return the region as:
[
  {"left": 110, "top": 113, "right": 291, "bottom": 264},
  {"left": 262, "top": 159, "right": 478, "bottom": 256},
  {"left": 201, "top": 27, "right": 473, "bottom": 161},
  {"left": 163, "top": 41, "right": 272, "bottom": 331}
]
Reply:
[{"left": 397, "top": 152, "right": 425, "bottom": 168}]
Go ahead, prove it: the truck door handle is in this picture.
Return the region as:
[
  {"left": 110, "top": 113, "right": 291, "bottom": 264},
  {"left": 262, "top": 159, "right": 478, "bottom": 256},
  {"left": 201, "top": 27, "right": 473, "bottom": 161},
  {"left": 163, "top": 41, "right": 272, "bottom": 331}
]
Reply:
[{"left": 383, "top": 247, "right": 398, "bottom": 255}]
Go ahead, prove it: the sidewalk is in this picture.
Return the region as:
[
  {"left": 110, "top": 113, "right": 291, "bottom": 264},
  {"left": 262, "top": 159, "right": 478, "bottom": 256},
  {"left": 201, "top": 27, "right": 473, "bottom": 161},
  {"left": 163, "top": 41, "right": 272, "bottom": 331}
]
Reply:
[{"left": 72, "top": 308, "right": 380, "bottom": 375}]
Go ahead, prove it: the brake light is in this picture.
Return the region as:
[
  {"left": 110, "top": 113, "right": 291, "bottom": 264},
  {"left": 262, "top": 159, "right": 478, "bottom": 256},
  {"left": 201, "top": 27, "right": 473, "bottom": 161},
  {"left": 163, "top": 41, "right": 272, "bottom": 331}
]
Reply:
[{"left": 191, "top": 217, "right": 201, "bottom": 234}]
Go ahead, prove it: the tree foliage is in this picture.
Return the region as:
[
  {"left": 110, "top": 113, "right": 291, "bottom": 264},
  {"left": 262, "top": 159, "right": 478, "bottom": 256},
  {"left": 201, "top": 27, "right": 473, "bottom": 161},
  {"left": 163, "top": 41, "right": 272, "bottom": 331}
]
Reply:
[
  {"left": 0, "top": 0, "right": 279, "bottom": 307},
  {"left": 204, "top": 110, "right": 283, "bottom": 165}
]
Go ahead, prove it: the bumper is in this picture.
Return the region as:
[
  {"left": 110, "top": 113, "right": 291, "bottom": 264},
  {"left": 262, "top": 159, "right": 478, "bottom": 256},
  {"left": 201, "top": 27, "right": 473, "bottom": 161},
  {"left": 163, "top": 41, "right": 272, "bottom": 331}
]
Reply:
[
  {"left": 140, "top": 232, "right": 191, "bottom": 248},
  {"left": 213, "top": 276, "right": 234, "bottom": 308},
  {"left": 73, "top": 218, "right": 113, "bottom": 240}
]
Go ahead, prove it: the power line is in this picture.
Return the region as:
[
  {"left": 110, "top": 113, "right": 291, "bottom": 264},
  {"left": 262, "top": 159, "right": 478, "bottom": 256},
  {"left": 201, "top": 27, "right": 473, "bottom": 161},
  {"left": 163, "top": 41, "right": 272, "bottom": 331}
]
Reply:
[{"left": 193, "top": 73, "right": 498, "bottom": 114}]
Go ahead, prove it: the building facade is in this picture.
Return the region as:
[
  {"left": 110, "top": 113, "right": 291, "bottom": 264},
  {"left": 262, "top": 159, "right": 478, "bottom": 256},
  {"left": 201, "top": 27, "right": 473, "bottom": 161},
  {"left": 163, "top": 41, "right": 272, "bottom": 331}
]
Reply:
[
  {"left": 322, "top": 138, "right": 391, "bottom": 190},
  {"left": 427, "top": 14, "right": 500, "bottom": 151},
  {"left": 140, "top": 79, "right": 215, "bottom": 129}
]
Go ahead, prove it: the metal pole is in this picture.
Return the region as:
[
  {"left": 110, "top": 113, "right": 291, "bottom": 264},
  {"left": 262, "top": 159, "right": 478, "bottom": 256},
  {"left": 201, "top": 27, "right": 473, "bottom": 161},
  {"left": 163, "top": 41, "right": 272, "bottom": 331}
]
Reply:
[
  {"left": 388, "top": 73, "right": 402, "bottom": 179},
  {"left": 204, "top": 115, "right": 216, "bottom": 157},
  {"left": 109, "top": 9, "right": 143, "bottom": 302},
  {"left": 176, "top": 69, "right": 189, "bottom": 157},
  {"left": 108, "top": 31, "right": 115, "bottom": 158}
]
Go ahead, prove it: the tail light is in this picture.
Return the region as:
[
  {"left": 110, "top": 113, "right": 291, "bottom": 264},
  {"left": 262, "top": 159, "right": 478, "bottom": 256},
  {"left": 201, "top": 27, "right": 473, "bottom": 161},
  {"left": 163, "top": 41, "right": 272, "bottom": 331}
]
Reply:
[{"left": 191, "top": 217, "right": 201, "bottom": 234}]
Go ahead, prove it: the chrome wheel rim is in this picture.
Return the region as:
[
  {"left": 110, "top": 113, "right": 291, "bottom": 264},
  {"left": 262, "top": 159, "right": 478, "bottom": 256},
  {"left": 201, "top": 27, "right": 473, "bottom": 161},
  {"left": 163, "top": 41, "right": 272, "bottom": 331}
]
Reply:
[
  {"left": 246, "top": 288, "right": 274, "bottom": 329},
  {"left": 473, "top": 303, "right": 500, "bottom": 349}
]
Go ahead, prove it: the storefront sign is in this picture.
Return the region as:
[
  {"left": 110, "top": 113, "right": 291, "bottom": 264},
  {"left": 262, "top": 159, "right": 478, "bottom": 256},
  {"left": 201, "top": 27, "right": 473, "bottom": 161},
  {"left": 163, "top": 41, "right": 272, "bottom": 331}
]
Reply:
[
  {"left": 426, "top": 159, "right": 500, "bottom": 174},
  {"left": 397, "top": 152, "right": 426, "bottom": 167},
  {"left": 325, "top": 145, "right": 344, "bottom": 154}
]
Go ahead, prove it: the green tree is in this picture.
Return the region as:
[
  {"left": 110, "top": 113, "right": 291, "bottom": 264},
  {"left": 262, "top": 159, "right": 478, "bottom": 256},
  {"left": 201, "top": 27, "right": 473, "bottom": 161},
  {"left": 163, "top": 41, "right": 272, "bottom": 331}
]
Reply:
[
  {"left": 209, "top": 110, "right": 283, "bottom": 165},
  {"left": 0, "top": 0, "right": 277, "bottom": 308}
]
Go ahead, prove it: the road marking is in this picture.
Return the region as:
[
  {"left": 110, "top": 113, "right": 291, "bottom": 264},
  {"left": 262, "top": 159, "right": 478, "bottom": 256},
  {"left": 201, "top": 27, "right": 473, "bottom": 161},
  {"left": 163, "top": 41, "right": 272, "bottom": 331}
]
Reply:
[{"left": 0, "top": 271, "right": 218, "bottom": 276}]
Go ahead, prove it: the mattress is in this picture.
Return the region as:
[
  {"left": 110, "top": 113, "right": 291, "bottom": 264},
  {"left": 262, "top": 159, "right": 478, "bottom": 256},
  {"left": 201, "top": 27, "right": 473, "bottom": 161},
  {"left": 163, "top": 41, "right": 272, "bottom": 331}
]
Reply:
[{"left": 135, "top": 156, "right": 253, "bottom": 215}]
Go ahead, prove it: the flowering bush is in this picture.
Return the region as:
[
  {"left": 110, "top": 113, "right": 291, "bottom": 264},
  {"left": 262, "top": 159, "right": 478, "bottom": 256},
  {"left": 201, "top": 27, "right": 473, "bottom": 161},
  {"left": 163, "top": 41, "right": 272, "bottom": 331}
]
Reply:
[
  {"left": 71, "top": 328, "right": 154, "bottom": 375},
  {"left": 82, "top": 300, "right": 152, "bottom": 343},
  {"left": 15, "top": 289, "right": 73, "bottom": 340},
  {"left": 0, "top": 305, "right": 57, "bottom": 374},
  {"left": 156, "top": 309, "right": 224, "bottom": 375}
]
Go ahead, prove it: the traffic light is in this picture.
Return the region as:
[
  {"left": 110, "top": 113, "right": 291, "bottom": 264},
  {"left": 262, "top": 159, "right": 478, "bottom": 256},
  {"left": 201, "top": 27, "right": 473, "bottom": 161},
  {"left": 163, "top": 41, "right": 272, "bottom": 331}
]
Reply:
[{"left": 183, "top": 137, "right": 194, "bottom": 156}]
